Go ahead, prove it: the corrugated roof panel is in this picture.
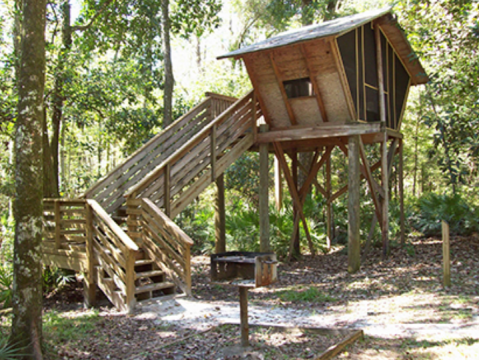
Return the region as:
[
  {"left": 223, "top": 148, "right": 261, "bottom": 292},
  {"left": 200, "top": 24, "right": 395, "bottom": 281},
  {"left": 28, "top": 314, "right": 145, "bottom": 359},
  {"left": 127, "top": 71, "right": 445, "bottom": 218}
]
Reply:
[{"left": 218, "top": 7, "right": 391, "bottom": 59}]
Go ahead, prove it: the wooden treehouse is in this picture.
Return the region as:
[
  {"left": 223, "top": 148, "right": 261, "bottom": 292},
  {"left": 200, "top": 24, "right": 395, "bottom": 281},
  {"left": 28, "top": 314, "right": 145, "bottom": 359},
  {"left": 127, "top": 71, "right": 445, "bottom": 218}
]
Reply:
[{"left": 42, "top": 8, "right": 427, "bottom": 312}]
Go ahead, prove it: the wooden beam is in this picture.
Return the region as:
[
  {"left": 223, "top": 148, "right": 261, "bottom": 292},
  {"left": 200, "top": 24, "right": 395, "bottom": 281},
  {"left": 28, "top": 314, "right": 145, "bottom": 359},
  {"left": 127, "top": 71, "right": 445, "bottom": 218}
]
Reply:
[
  {"left": 259, "top": 124, "right": 271, "bottom": 252},
  {"left": 299, "top": 147, "right": 333, "bottom": 200},
  {"left": 273, "top": 143, "right": 315, "bottom": 257},
  {"left": 269, "top": 52, "right": 297, "bottom": 125},
  {"left": 300, "top": 44, "right": 329, "bottom": 122},
  {"left": 210, "top": 124, "right": 217, "bottom": 182},
  {"left": 375, "top": 22, "right": 387, "bottom": 125},
  {"left": 84, "top": 203, "right": 96, "bottom": 308},
  {"left": 274, "top": 155, "right": 282, "bottom": 211},
  {"left": 325, "top": 154, "right": 333, "bottom": 251},
  {"left": 381, "top": 132, "right": 389, "bottom": 259},
  {"left": 399, "top": 139, "right": 405, "bottom": 246},
  {"left": 215, "top": 174, "right": 226, "bottom": 254},
  {"left": 364, "top": 138, "right": 399, "bottom": 254},
  {"left": 257, "top": 123, "right": 383, "bottom": 144},
  {"left": 359, "top": 138, "right": 383, "bottom": 226},
  {"left": 348, "top": 135, "right": 361, "bottom": 273}
]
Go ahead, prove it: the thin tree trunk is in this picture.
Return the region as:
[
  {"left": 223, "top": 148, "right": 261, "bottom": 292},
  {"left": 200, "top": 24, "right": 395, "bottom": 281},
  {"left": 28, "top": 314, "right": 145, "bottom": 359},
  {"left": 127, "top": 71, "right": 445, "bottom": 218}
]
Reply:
[
  {"left": 49, "top": 0, "right": 72, "bottom": 197},
  {"left": 10, "top": 0, "right": 46, "bottom": 358},
  {"left": 161, "top": 0, "right": 174, "bottom": 128}
]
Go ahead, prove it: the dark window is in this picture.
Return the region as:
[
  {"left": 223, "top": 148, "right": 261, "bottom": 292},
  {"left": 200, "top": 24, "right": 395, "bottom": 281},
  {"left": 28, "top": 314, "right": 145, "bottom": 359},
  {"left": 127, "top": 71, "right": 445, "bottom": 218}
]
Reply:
[
  {"left": 283, "top": 78, "right": 315, "bottom": 98},
  {"left": 337, "top": 29, "right": 357, "bottom": 115},
  {"left": 395, "top": 54, "right": 410, "bottom": 128}
]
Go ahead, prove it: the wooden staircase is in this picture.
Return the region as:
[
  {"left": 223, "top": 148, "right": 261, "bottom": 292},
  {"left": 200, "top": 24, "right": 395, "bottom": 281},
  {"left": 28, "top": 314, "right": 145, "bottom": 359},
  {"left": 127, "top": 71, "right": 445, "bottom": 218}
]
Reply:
[{"left": 42, "top": 91, "right": 261, "bottom": 312}]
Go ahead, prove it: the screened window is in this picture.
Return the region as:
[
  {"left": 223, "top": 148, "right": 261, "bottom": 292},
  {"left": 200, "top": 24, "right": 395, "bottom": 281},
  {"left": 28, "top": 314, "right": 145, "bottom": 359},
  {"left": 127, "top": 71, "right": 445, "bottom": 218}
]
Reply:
[{"left": 283, "top": 78, "right": 315, "bottom": 98}]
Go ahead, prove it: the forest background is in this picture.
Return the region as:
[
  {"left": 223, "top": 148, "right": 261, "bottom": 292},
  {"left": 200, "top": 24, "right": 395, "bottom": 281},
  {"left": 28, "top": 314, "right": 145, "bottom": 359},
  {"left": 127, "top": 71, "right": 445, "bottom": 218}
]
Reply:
[{"left": 1, "top": 0, "right": 479, "bottom": 290}]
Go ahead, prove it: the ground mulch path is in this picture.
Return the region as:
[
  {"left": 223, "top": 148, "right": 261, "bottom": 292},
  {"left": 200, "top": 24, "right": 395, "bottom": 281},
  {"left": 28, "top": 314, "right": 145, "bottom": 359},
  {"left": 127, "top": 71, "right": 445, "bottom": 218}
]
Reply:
[{"left": 2, "top": 236, "right": 478, "bottom": 359}]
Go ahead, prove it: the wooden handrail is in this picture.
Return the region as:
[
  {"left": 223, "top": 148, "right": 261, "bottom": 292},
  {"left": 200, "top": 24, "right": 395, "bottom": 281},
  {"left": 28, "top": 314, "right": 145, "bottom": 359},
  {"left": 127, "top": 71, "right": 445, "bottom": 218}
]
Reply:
[
  {"left": 125, "top": 90, "right": 254, "bottom": 198},
  {"left": 83, "top": 97, "right": 214, "bottom": 199},
  {"left": 142, "top": 198, "right": 193, "bottom": 246},
  {"left": 140, "top": 198, "right": 193, "bottom": 295},
  {"left": 87, "top": 199, "right": 139, "bottom": 251}
]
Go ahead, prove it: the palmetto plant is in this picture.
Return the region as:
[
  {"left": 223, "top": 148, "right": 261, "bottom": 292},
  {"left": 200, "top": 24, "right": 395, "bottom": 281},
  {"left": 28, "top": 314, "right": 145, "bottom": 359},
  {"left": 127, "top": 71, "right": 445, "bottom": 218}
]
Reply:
[{"left": 0, "top": 265, "right": 12, "bottom": 309}]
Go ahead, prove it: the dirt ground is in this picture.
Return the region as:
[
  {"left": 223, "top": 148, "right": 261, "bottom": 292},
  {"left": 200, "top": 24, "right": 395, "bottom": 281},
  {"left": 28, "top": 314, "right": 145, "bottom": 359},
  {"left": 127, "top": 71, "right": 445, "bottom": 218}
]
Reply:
[{"left": 4, "top": 236, "right": 479, "bottom": 359}]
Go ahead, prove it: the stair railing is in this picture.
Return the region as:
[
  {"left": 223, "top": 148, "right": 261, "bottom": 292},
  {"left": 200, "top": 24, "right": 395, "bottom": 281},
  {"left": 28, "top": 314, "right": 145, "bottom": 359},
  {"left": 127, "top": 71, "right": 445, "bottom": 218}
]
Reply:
[
  {"left": 125, "top": 90, "right": 259, "bottom": 219},
  {"left": 43, "top": 199, "right": 89, "bottom": 270},
  {"left": 83, "top": 93, "right": 236, "bottom": 215},
  {"left": 86, "top": 200, "right": 139, "bottom": 313},
  {"left": 140, "top": 198, "right": 193, "bottom": 295}
]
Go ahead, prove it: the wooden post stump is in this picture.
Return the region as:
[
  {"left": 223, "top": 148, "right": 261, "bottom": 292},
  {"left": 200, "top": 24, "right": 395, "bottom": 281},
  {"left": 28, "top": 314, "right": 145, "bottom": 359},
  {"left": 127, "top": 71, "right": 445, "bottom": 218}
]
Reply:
[
  {"left": 442, "top": 220, "right": 451, "bottom": 287},
  {"left": 348, "top": 135, "right": 360, "bottom": 273},
  {"left": 239, "top": 287, "right": 249, "bottom": 347}
]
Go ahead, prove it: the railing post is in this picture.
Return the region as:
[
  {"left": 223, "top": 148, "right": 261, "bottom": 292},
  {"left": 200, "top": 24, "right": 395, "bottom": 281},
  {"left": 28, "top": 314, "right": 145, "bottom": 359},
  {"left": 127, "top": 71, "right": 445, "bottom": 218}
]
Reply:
[
  {"left": 184, "top": 244, "right": 192, "bottom": 296},
  {"left": 84, "top": 201, "right": 96, "bottom": 307},
  {"left": 54, "top": 199, "right": 61, "bottom": 249},
  {"left": 164, "top": 164, "right": 171, "bottom": 217},
  {"left": 211, "top": 124, "right": 217, "bottom": 182},
  {"left": 252, "top": 92, "right": 258, "bottom": 142},
  {"left": 125, "top": 249, "right": 137, "bottom": 313}
]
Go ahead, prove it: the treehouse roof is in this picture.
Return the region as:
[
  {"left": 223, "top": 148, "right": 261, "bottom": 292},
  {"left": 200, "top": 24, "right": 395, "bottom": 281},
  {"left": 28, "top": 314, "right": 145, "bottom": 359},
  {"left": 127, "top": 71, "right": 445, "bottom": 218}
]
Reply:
[{"left": 218, "top": 7, "right": 428, "bottom": 86}]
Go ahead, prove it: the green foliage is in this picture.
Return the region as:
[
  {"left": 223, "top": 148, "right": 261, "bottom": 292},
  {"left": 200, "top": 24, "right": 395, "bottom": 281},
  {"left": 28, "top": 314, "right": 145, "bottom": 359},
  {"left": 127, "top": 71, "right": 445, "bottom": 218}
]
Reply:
[
  {"left": 277, "top": 286, "right": 336, "bottom": 303},
  {"left": 0, "top": 265, "right": 12, "bottom": 309},
  {"left": 42, "top": 267, "right": 75, "bottom": 292},
  {"left": 176, "top": 201, "right": 215, "bottom": 255},
  {"left": 171, "top": 0, "right": 222, "bottom": 38},
  {"left": 0, "top": 337, "right": 26, "bottom": 360},
  {"left": 226, "top": 153, "right": 261, "bottom": 206},
  {"left": 396, "top": 0, "right": 479, "bottom": 190},
  {"left": 410, "top": 193, "right": 479, "bottom": 236}
]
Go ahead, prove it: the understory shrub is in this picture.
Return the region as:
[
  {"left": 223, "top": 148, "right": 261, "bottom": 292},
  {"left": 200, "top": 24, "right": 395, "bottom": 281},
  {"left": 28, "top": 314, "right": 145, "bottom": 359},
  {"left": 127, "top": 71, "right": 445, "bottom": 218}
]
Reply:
[{"left": 409, "top": 192, "right": 479, "bottom": 236}]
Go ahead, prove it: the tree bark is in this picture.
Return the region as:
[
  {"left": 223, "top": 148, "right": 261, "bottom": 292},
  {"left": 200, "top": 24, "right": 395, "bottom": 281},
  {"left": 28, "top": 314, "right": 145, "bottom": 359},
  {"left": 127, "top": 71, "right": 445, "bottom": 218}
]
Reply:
[
  {"left": 161, "top": 0, "right": 174, "bottom": 128},
  {"left": 10, "top": 0, "right": 46, "bottom": 358},
  {"left": 47, "top": 0, "right": 72, "bottom": 197}
]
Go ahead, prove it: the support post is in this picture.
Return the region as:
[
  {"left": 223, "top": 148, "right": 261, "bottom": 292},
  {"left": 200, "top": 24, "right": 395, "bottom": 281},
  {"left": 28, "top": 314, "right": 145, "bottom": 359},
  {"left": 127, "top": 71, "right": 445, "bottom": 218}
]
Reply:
[
  {"left": 274, "top": 155, "right": 282, "bottom": 211},
  {"left": 239, "top": 287, "right": 249, "bottom": 347},
  {"left": 292, "top": 150, "right": 300, "bottom": 258},
  {"left": 399, "top": 139, "right": 405, "bottom": 246},
  {"left": 348, "top": 135, "right": 360, "bottom": 273},
  {"left": 376, "top": 22, "right": 389, "bottom": 258},
  {"left": 326, "top": 153, "right": 333, "bottom": 251},
  {"left": 442, "top": 220, "right": 451, "bottom": 287},
  {"left": 54, "top": 199, "right": 61, "bottom": 249},
  {"left": 381, "top": 134, "right": 389, "bottom": 258},
  {"left": 164, "top": 163, "right": 171, "bottom": 217},
  {"left": 84, "top": 202, "right": 96, "bottom": 307},
  {"left": 125, "top": 249, "right": 137, "bottom": 314},
  {"left": 259, "top": 124, "right": 270, "bottom": 252},
  {"left": 215, "top": 174, "right": 226, "bottom": 254}
]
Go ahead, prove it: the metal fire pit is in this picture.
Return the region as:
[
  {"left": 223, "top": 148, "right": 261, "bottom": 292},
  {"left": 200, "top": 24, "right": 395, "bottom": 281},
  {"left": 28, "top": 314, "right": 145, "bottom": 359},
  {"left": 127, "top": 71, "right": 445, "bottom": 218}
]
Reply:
[{"left": 210, "top": 251, "right": 278, "bottom": 347}]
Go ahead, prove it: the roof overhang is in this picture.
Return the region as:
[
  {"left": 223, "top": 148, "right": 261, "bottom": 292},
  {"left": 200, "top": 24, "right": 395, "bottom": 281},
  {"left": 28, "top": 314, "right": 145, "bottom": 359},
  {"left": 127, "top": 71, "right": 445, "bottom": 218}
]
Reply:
[{"left": 218, "top": 7, "right": 428, "bottom": 85}]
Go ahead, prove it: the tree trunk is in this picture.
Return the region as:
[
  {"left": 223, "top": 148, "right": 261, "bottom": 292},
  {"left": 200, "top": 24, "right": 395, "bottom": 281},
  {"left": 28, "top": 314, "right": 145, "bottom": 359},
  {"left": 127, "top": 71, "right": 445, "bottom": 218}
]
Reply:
[
  {"left": 48, "top": 0, "right": 72, "bottom": 197},
  {"left": 161, "top": 0, "right": 174, "bottom": 128},
  {"left": 10, "top": 0, "right": 46, "bottom": 358}
]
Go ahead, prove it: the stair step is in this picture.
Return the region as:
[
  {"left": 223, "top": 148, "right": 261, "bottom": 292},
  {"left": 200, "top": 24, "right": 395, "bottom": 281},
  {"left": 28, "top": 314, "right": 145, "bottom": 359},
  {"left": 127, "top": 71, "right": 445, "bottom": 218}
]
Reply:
[
  {"left": 134, "top": 259, "right": 154, "bottom": 266},
  {"left": 135, "top": 281, "right": 175, "bottom": 294},
  {"left": 135, "top": 270, "right": 164, "bottom": 280}
]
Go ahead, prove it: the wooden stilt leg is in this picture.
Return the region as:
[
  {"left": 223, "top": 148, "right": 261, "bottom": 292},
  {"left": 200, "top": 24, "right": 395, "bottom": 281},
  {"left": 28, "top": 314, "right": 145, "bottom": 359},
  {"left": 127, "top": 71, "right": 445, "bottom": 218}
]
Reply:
[
  {"left": 381, "top": 133, "right": 389, "bottom": 258},
  {"left": 239, "top": 287, "right": 249, "bottom": 347},
  {"left": 348, "top": 135, "right": 360, "bottom": 273},
  {"left": 274, "top": 156, "right": 282, "bottom": 211},
  {"left": 259, "top": 125, "right": 270, "bottom": 252},
  {"left": 399, "top": 139, "right": 405, "bottom": 246},
  {"left": 292, "top": 150, "right": 300, "bottom": 258},
  {"left": 326, "top": 153, "right": 333, "bottom": 252},
  {"left": 215, "top": 174, "right": 226, "bottom": 254}
]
